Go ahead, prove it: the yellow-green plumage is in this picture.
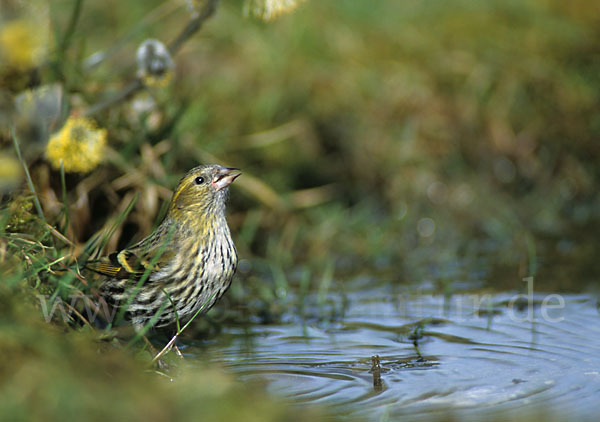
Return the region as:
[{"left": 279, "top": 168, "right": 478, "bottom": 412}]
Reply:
[{"left": 86, "top": 165, "right": 240, "bottom": 329}]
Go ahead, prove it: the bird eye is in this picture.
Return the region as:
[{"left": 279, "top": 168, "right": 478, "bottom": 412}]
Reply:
[{"left": 194, "top": 176, "right": 205, "bottom": 185}]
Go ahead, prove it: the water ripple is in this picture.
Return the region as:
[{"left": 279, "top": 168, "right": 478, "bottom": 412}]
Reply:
[{"left": 187, "top": 289, "right": 600, "bottom": 420}]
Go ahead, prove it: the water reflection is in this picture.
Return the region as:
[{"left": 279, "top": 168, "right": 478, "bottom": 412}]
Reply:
[{"left": 185, "top": 287, "right": 600, "bottom": 420}]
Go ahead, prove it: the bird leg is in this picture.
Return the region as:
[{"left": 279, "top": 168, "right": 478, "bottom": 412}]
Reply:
[
  {"left": 173, "top": 342, "right": 184, "bottom": 359},
  {"left": 150, "top": 331, "right": 185, "bottom": 365}
]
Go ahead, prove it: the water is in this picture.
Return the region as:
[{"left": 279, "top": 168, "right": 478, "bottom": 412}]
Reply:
[{"left": 185, "top": 286, "right": 600, "bottom": 421}]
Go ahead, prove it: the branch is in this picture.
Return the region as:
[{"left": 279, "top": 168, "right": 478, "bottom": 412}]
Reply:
[
  {"left": 84, "top": 0, "right": 219, "bottom": 116},
  {"left": 168, "top": 0, "right": 219, "bottom": 55}
]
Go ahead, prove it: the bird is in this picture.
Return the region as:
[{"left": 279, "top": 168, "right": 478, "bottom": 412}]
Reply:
[{"left": 86, "top": 164, "right": 241, "bottom": 331}]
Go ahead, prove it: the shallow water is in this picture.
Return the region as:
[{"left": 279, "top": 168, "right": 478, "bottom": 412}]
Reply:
[{"left": 185, "top": 285, "right": 600, "bottom": 421}]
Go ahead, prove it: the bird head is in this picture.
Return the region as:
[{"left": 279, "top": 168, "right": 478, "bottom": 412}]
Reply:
[{"left": 168, "top": 165, "right": 241, "bottom": 220}]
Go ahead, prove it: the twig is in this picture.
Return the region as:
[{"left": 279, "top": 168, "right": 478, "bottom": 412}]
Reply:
[
  {"left": 83, "top": 79, "right": 143, "bottom": 116},
  {"left": 64, "top": 300, "right": 93, "bottom": 328},
  {"left": 84, "top": 0, "right": 220, "bottom": 116},
  {"left": 45, "top": 222, "right": 76, "bottom": 247},
  {"left": 167, "top": 0, "right": 219, "bottom": 55},
  {"left": 57, "top": 261, "right": 89, "bottom": 286},
  {"left": 83, "top": 0, "right": 180, "bottom": 72}
]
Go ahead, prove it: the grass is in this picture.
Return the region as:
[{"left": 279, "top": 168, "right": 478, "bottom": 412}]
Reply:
[
  {"left": 0, "top": 285, "right": 315, "bottom": 421},
  {"left": 1, "top": 0, "right": 599, "bottom": 419}
]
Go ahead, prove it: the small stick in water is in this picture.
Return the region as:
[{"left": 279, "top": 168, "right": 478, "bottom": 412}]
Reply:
[{"left": 370, "top": 355, "right": 383, "bottom": 392}]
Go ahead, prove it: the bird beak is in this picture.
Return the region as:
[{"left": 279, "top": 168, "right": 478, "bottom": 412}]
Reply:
[{"left": 213, "top": 167, "right": 241, "bottom": 191}]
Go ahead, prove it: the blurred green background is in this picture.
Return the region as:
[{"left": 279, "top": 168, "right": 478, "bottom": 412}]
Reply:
[
  {"left": 1, "top": 0, "right": 600, "bottom": 419},
  {"left": 60, "top": 0, "right": 600, "bottom": 292},
  {"left": 4, "top": 0, "right": 599, "bottom": 291}
]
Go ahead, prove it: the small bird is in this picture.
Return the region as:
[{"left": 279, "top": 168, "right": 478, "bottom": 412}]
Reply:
[{"left": 86, "top": 164, "right": 241, "bottom": 330}]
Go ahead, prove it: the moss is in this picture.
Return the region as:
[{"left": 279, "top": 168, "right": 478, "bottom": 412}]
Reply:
[{"left": 0, "top": 288, "right": 315, "bottom": 421}]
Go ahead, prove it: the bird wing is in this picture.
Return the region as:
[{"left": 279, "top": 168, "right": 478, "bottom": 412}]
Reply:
[{"left": 86, "top": 245, "right": 175, "bottom": 282}]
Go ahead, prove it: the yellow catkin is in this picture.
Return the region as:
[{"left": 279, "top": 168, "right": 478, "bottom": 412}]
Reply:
[
  {"left": 142, "top": 70, "right": 174, "bottom": 88},
  {"left": 0, "top": 19, "right": 45, "bottom": 69},
  {"left": 247, "top": 0, "right": 305, "bottom": 21},
  {"left": 136, "top": 39, "right": 174, "bottom": 87},
  {"left": 46, "top": 116, "right": 107, "bottom": 173},
  {"left": 0, "top": 153, "right": 23, "bottom": 193}
]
